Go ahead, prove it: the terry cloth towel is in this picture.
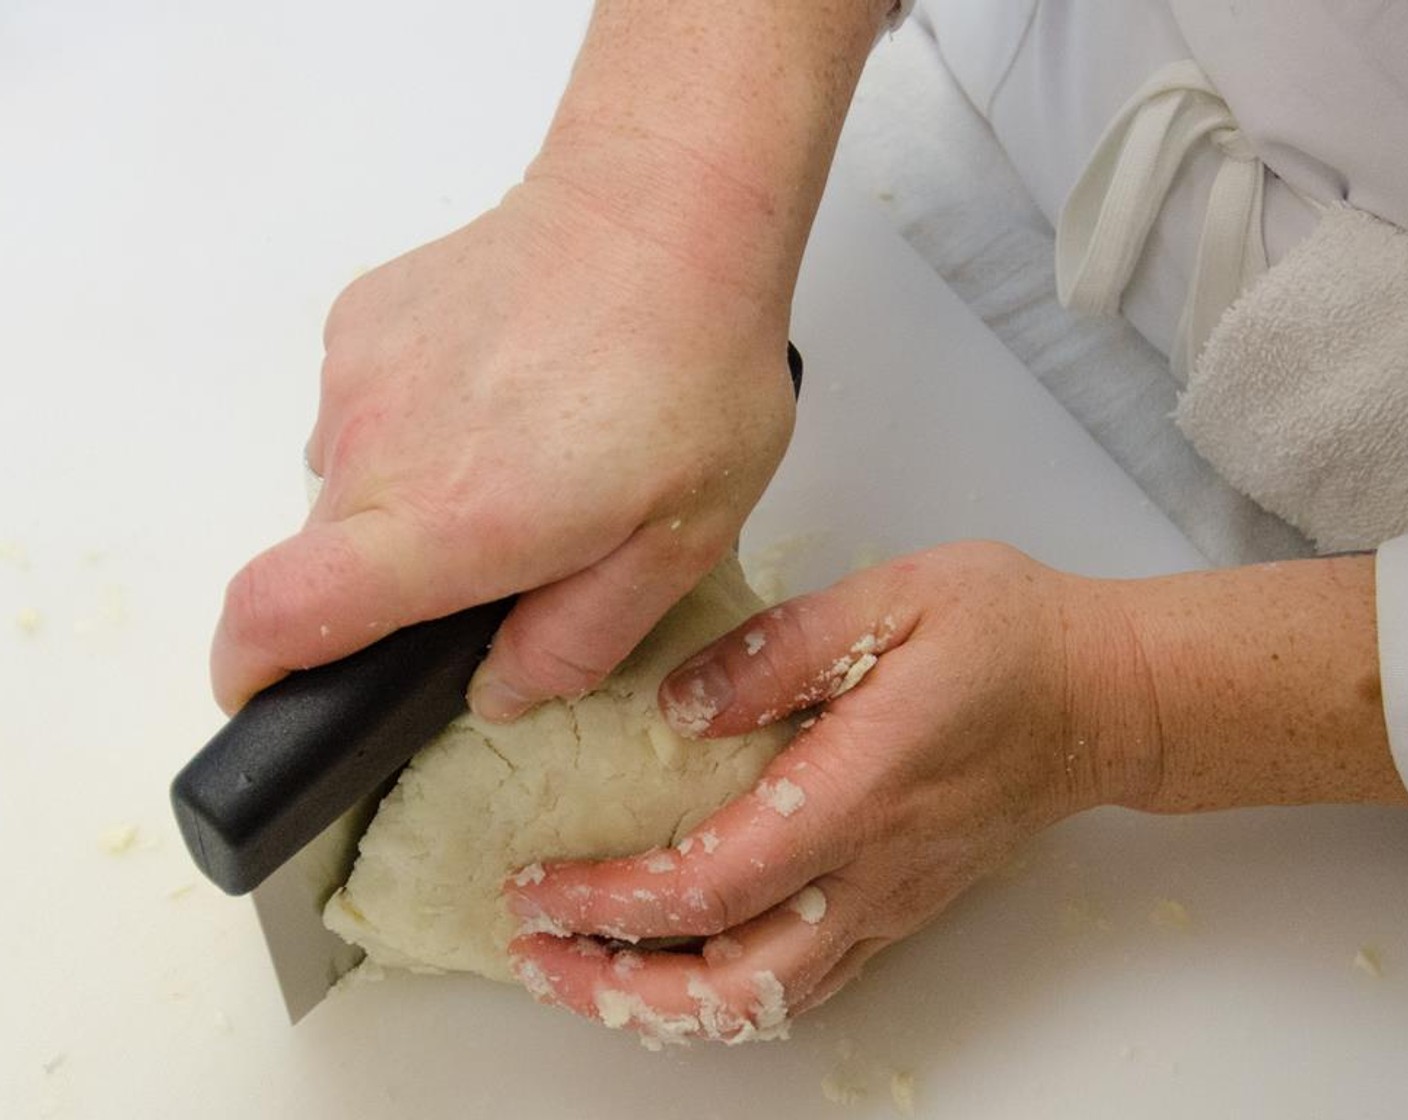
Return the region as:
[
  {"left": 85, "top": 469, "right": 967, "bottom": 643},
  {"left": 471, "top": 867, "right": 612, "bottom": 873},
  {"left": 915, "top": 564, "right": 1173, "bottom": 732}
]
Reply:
[{"left": 1176, "top": 204, "right": 1408, "bottom": 553}]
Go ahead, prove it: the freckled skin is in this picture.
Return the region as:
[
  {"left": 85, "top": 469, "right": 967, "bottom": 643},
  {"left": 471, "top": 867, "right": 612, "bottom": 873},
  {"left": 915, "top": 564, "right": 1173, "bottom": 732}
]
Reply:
[
  {"left": 202, "top": 0, "right": 1401, "bottom": 1043},
  {"left": 209, "top": 0, "right": 893, "bottom": 717},
  {"left": 509, "top": 545, "right": 1403, "bottom": 1041}
]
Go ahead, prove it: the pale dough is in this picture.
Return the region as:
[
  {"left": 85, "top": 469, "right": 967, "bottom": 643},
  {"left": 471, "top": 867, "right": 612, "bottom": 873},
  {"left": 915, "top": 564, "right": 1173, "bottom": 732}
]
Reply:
[{"left": 323, "top": 557, "right": 793, "bottom": 982}]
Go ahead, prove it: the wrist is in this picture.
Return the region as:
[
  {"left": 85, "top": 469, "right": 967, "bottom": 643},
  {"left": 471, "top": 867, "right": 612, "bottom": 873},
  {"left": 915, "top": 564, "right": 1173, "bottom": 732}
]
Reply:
[
  {"left": 1098, "top": 558, "right": 1405, "bottom": 814},
  {"left": 523, "top": 0, "right": 886, "bottom": 309},
  {"left": 1046, "top": 573, "right": 1169, "bottom": 816},
  {"left": 522, "top": 129, "right": 801, "bottom": 312}
]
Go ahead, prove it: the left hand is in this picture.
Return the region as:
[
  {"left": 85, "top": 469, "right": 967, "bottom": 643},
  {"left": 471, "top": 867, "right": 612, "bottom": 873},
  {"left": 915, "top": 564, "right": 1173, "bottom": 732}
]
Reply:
[{"left": 503, "top": 542, "right": 1157, "bottom": 1044}]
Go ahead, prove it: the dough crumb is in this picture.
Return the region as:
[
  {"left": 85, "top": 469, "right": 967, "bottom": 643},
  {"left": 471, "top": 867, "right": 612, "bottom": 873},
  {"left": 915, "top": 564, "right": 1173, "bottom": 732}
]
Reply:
[
  {"left": 699, "top": 830, "right": 721, "bottom": 854},
  {"left": 744, "top": 629, "right": 766, "bottom": 656},
  {"left": 592, "top": 988, "right": 699, "bottom": 1048},
  {"left": 511, "top": 862, "right": 546, "bottom": 887},
  {"left": 676, "top": 836, "right": 695, "bottom": 855},
  {"left": 687, "top": 974, "right": 747, "bottom": 1041},
  {"left": 704, "top": 935, "right": 744, "bottom": 964},
  {"left": 739, "top": 970, "right": 791, "bottom": 1042},
  {"left": 516, "top": 912, "right": 571, "bottom": 938},
  {"left": 757, "top": 777, "right": 806, "bottom": 817},
  {"left": 15, "top": 607, "right": 42, "bottom": 634},
  {"left": 832, "top": 653, "right": 878, "bottom": 698},
  {"left": 1353, "top": 947, "right": 1384, "bottom": 978},
  {"left": 821, "top": 1071, "right": 866, "bottom": 1105},
  {"left": 99, "top": 824, "right": 139, "bottom": 854},
  {"left": 0, "top": 540, "right": 29, "bottom": 568},
  {"left": 516, "top": 959, "right": 558, "bottom": 1001},
  {"left": 889, "top": 1069, "right": 917, "bottom": 1116},
  {"left": 331, "top": 959, "right": 387, "bottom": 997},
  {"left": 644, "top": 851, "right": 677, "bottom": 874},
  {"left": 790, "top": 885, "right": 828, "bottom": 925},
  {"left": 1149, "top": 898, "right": 1193, "bottom": 932}
]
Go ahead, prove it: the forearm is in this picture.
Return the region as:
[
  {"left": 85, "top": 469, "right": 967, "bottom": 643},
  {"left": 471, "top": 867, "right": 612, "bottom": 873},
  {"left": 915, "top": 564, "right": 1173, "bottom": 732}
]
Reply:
[
  {"left": 526, "top": 0, "right": 889, "bottom": 309},
  {"left": 1107, "top": 555, "right": 1406, "bottom": 812}
]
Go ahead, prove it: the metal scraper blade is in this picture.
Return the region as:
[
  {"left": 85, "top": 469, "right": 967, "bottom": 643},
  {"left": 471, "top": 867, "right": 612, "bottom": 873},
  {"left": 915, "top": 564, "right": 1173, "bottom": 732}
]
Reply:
[{"left": 252, "top": 791, "right": 382, "bottom": 1022}]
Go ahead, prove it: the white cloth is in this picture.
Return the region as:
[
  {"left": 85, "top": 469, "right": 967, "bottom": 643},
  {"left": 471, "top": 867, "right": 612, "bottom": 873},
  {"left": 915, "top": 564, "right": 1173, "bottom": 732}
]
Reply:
[
  {"left": 1176, "top": 204, "right": 1408, "bottom": 553},
  {"left": 907, "top": 0, "right": 1408, "bottom": 791},
  {"left": 1169, "top": 0, "right": 1408, "bottom": 236},
  {"left": 1380, "top": 537, "right": 1408, "bottom": 791},
  {"left": 838, "top": 23, "right": 1313, "bottom": 566},
  {"left": 919, "top": 0, "right": 1320, "bottom": 360},
  {"left": 1055, "top": 59, "right": 1267, "bottom": 381}
]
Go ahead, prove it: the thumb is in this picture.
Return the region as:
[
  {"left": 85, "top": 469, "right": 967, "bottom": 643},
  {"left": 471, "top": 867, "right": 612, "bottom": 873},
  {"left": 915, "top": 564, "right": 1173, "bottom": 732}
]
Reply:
[
  {"left": 210, "top": 510, "right": 442, "bottom": 713},
  {"left": 658, "top": 570, "right": 915, "bottom": 739},
  {"left": 468, "top": 527, "right": 722, "bottom": 723}
]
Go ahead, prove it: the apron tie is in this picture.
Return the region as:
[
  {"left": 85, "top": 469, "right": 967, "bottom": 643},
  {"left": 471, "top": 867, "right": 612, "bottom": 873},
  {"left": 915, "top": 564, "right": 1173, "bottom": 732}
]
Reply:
[{"left": 1056, "top": 59, "right": 1267, "bottom": 380}]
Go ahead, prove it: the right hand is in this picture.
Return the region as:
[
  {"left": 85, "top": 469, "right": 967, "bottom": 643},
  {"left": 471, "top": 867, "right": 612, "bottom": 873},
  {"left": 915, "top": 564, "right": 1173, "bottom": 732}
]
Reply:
[{"left": 210, "top": 175, "right": 797, "bottom": 716}]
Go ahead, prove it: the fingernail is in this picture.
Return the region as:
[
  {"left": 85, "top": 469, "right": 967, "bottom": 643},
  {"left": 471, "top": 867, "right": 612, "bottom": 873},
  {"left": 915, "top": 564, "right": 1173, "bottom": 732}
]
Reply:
[
  {"left": 470, "top": 674, "right": 534, "bottom": 722},
  {"left": 661, "top": 655, "right": 734, "bottom": 737}
]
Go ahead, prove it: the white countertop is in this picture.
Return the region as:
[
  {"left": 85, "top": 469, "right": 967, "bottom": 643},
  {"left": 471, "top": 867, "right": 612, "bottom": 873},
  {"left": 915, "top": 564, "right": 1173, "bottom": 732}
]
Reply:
[{"left": 2, "top": 3, "right": 1405, "bottom": 1117}]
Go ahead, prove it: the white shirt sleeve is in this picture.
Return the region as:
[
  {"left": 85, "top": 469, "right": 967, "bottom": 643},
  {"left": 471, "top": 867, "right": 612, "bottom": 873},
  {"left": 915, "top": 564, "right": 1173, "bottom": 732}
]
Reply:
[{"left": 1376, "top": 534, "right": 1408, "bottom": 792}]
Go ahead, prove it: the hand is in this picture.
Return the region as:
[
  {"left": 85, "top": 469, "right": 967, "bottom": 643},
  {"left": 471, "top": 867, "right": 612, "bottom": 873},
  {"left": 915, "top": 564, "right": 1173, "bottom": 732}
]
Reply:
[
  {"left": 209, "top": 176, "right": 796, "bottom": 715},
  {"left": 208, "top": 0, "right": 893, "bottom": 716},
  {"left": 503, "top": 543, "right": 1156, "bottom": 1044}
]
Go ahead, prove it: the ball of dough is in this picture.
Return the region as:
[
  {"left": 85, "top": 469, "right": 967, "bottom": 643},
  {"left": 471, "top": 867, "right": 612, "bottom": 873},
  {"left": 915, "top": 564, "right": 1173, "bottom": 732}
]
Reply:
[{"left": 323, "top": 558, "right": 793, "bottom": 982}]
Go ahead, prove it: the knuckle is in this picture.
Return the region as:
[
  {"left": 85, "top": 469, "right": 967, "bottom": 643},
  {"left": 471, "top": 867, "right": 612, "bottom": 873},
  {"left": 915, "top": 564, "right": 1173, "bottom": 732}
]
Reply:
[
  {"left": 322, "top": 274, "right": 373, "bottom": 350},
  {"left": 317, "top": 351, "right": 359, "bottom": 410},
  {"left": 510, "top": 636, "right": 614, "bottom": 699},
  {"left": 918, "top": 539, "right": 1038, "bottom": 587},
  {"left": 320, "top": 400, "right": 394, "bottom": 485},
  {"left": 738, "top": 601, "right": 825, "bottom": 707},
  {"left": 684, "top": 867, "right": 752, "bottom": 935},
  {"left": 220, "top": 555, "right": 294, "bottom": 655}
]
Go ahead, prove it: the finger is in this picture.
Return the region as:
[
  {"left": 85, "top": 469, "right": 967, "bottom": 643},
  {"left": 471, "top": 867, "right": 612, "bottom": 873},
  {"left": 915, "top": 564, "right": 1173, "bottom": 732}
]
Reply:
[
  {"left": 658, "top": 565, "right": 919, "bottom": 738},
  {"left": 508, "top": 875, "right": 858, "bottom": 1046},
  {"left": 469, "top": 523, "right": 724, "bottom": 722},
  {"left": 210, "top": 510, "right": 449, "bottom": 713},
  {"left": 790, "top": 936, "right": 889, "bottom": 1016},
  {"left": 504, "top": 731, "right": 859, "bottom": 942}
]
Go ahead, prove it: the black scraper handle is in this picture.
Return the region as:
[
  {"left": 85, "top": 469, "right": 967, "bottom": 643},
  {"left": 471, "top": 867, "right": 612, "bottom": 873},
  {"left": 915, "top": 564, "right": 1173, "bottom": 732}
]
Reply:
[
  {"left": 170, "top": 343, "right": 803, "bottom": 897},
  {"left": 171, "top": 598, "right": 514, "bottom": 895}
]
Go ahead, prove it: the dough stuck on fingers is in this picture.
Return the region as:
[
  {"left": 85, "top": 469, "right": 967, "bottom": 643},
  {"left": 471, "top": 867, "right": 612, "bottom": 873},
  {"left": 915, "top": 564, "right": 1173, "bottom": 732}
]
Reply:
[{"left": 324, "top": 557, "right": 794, "bottom": 982}]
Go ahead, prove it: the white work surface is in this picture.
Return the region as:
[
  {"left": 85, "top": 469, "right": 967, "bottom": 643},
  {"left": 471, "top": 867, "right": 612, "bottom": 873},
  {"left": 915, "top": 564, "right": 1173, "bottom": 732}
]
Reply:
[{"left": 3, "top": 4, "right": 1405, "bottom": 1118}]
